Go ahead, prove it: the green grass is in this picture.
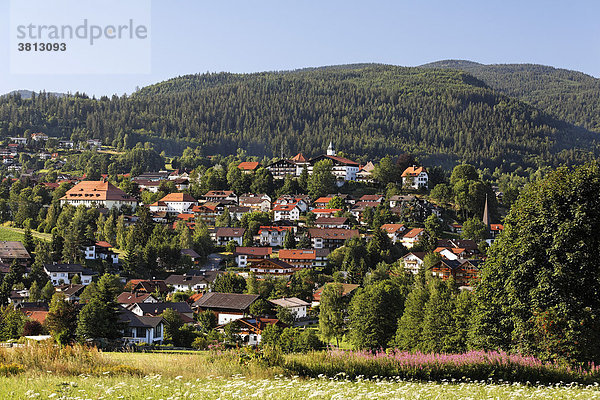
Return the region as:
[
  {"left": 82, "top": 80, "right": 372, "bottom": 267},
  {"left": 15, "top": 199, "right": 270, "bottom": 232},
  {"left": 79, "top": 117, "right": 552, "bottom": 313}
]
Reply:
[
  {"left": 0, "top": 226, "right": 52, "bottom": 242},
  {"left": 1, "top": 375, "right": 599, "bottom": 399}
]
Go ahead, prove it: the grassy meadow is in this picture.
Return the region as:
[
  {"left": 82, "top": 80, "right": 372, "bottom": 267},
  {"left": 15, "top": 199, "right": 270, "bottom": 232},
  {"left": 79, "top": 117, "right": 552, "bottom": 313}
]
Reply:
[{"left": 1, "top": 344, "right": 600, "bottom": 399}]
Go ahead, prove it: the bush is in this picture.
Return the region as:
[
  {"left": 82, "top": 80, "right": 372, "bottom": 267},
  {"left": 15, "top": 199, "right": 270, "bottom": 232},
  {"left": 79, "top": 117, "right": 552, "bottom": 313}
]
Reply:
[{"left": 0, "top": 363, "right": 24, "bottom": 376}]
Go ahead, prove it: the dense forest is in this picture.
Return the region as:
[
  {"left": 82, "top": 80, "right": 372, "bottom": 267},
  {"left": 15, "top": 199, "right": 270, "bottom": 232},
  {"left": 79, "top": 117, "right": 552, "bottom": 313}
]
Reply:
[
  {"left": 422, "top": 60, "right": 600, "bottom": 133},
  {"left": 1, "top": 65, "right": 598, "bottom": 171}
]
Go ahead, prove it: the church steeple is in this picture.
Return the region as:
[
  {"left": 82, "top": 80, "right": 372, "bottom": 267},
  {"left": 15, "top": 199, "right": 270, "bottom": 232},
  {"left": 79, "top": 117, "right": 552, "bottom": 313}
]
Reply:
[
  {"left": 482, "top": 194, "right": 490, "bottom": 228},
  {"left": 327, "top": 141, "right": 336, "bottom": 156}
]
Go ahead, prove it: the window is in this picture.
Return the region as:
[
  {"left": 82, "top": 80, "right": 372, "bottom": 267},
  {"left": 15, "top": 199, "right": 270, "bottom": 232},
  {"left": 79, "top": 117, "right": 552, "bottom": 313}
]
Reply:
[{"left": 136, "top": 327, "right": 147, "bottom": 338}]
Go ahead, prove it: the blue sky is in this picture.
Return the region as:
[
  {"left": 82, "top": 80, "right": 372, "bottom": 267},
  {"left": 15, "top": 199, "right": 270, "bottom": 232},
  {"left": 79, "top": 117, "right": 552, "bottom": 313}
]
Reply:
[{"left": 1, "top": 0, "right": 599, "bottom": 96}]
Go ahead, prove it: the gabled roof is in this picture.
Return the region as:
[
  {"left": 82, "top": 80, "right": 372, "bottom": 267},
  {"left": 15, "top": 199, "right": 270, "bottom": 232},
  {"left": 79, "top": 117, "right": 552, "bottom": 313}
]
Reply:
[
  {"left": 307, "top": 228, "right": 359, "bottom": 240},
  {"left": 61, "top": 180, "right": 137, "bottom": 202},
  {"left": 164, "top": 273, "right": 218, "bottom": 286},
  {"left": 119, "top": 307, "right": 164, "bottom": 328},
  {"left": 215, "top": 227, "right": 246, "bottom": 237},
  {"left": 269, "top": 297, "right": 310, "bottom": 308},
  {"left": 0, "top": 241, "right": 31, "bottom": 260},
  {"left": 249, "top": 258, "right": 295, "bottom": 270},
  {"left": 135, "top": 302, "right": 193, "bottom": 315},
  {"left": 314, "top": 197, "right": 333, "bottom": 204},
  {"left": 402, "top": 166, "right": 426, "bottom": 177},
  {"left": 234, "top": 247, "right": 272, "bottom": 257},
  {"left": 193, "top": 292, "right": 259, "bottom": 311},
  {"left": 159, "top": 192, "right": 196, "bottom": 203},
  {"left": 117, "top": 292, "right": 156, "bottom": 304},
  {"left": 403, "top": 228, "right": 424, "bottom": 239},
  {"left": 259, "top": 226, "right": 293, "bottom": 233},
  {"left": 404, "top": 252, "right": 426, "bottom": 261},
  {"left": 290, "top": 153, "right": 308, "bottom": 163},
  {"left": 278, "top": 249, "right": 316, "bottom": 260},
  {"left": 238, "top": 161, "right": 260, "bottom": 171},
  {"left": 380, "top": 223, "right": 405, "bottom": 234},
  {"left": 359, "top": 194, "right": 384, "bottom": 202},
  {"left": 180, "top": 248, "right": 201, "bottom": 258},
  {"left": 311, "top": 154, "right": 359, "bottom": 166},
  {"left": 273, "top": 203, "right": 300, "bottom": 212},
  {"left": 312, "top": 208, "right": 342, "bottom": 214},
  {"left": 313, "top": 283, "right": 359, "bottom": 301},
  {"left": 43, "top": 263, "right": 97, "bottom": 275},
  {"left": 315, "top": 217, "right": 349, "bottom": 226}
]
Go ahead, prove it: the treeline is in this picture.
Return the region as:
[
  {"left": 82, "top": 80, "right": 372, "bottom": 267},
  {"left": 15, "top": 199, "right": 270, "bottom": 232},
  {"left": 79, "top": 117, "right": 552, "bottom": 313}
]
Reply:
[
  {"left": 0, "top": 65, "right": 598, "bottom": 171},
  {"left": 423, "top": 60, "right": 600, "bottom": 133}
]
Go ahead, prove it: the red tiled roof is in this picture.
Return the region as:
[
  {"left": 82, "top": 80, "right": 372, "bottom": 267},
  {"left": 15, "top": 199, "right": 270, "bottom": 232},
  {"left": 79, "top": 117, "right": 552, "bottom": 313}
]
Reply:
[
  {"left": 402, "top": 166, "right": 426, "bottom": 177},
  {"left": 278, "top": 249, "right": 316, "bottom": 260},
  {"left": 403, "top": 228, "right": 424, "bottom": 238},
  {"left": 61, "top": 180, "right": 136, "bottom": 202},
  {"left": 159, "top": 192, "right": 196, "bottom": 203},
  {"left": 380, "top": 223, "right": 405, "bottom": 234},
  {"left": 234, "top": 247, "right": 273, "bottom": 256},
  {"left": 238, "top": 161, "right": 260, "bottom": 171}
]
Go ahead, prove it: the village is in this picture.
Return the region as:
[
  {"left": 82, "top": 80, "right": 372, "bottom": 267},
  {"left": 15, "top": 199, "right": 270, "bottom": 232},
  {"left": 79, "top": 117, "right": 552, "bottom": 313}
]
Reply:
[{"left": 0, "top": 135, "right": 502, "bottom": 349}]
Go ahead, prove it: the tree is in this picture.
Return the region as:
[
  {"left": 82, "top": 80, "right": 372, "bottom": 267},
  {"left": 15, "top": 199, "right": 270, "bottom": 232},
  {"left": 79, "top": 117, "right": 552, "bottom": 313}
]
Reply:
[
  {"left": 225, "top": 240, "right": 238, "bottom": 253},
  {"left": 373, "top": 156, "right": 401, "bottom": 186},
  {"left": 318, "top": 283, "right": 346, "bottom": 347},
  {"left": 22, "top": 227, "right": 34, "bottom": 253},
  {"left": 461, "top": 217, "right": 488, "bottom": 242},
  {"left": 249, "top": 299, "right": 272, "bottom": 317},
  {"left": 41, "top": 281, "right": 56, "bottom": 302},
  {"left": 420, "top": 279, "right": 459, "bottom": 353},
  {"left": 424, "top": 214, "right": 444, "bottom": 238},
  {"left": 283, "top": 230, "right": 296, "bottom": 249},
  {"left": 162, "top": 308, "right": 184, "bottom": 346},
  {"left": 71, "top": 274, "right": 81, "bottom": 285},
  {"left": 0, "top": 306, "right": 26, "bottom": 340},
  {"left": 76, "top": 297, "right": 124, "bottom": 341},
  {"left": 348, "top": 280, "right": 406, "bottom": 349},
  {"left": 28, "top": 280, "right": 41, "bottom": 302},
  {"left": 196, "top": 310, "right": 217, "bottom": 333},
  {"left": 327, "top": 196, "right": 345, "bottom": 210},
  {"left": 276, "top": 306, "right": 295, "bottom": 325},
  {"left": 308, "top": 160, "right": 335, "bottom": 198},
  {"left": 394, "top": 277, "right": 429, "bottom": 350},
  {"left": 45, "top": 292, "right": 78, "bottom": 345},
  {"left": 213, "top": 272, "right": 246, "bottom": 293},
  {"left": 471, "top": 162, "right": 600, "bottom": 363}
]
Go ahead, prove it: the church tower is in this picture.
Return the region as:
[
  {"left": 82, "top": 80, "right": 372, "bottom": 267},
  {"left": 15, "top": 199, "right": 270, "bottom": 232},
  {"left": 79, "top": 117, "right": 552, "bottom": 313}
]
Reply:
[{"left": 327, "top": 141, "right": 336, "bottom": 156}]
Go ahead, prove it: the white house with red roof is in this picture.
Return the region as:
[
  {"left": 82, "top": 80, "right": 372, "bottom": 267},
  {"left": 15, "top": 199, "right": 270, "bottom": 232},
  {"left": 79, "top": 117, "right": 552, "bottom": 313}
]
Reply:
[
  {"left": 150, "top": 192, "right": 197, "bottom": 214},
  {"left": 258, "top": 226, "right": 294, "bottom": 247},
  {"left": 380, "top": 223, "right": 407, "bottom": 243},
  {"left": 402, "top": 166, "right": 428, "bottom": 189},
  {"left": 273, "top": 203, "right": 301, "bottom": 221},
  {"left": 60, "top": 180, "right": 138, "bottom": 210},
  {"left": 401, "top": 228, "right": 425, "bottom": 248},
  {"left": 238, "top": 161, "right": 261, "bottom": 174},
  {"left": 308, "top": 143, "right": 360, "bottom": 182}
]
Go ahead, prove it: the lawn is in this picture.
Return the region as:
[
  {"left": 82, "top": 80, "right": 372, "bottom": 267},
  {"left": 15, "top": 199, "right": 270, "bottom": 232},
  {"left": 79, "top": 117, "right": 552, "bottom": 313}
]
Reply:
[
  {"left": 1, "top": 374, "right": 599, "bottom": 399},
  {"left": 0, "top": 225, "right": 52, "bottom": 242},
  {"left": 1, "top": 348, "right": 599, "bottom": 399}
]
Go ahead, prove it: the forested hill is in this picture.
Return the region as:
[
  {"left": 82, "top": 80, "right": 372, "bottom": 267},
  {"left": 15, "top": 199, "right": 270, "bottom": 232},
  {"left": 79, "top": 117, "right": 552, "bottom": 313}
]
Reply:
[
  {"left": 1, "top": 64, "right": 598, "bottom": 169},
  {"left": 421, "top": 60, "right": 600, "bottom": 133}
]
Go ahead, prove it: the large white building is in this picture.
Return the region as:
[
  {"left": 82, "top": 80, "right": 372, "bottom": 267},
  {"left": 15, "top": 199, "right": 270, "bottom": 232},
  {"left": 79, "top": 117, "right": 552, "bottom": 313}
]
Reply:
[
  {"left": 149, "top": 192, "right": 197, "bottom": 214},
  {"left": 308, "top": 143, "right": 360, "bottom": 182},
  {"left": 60, "top": 180, "right": 138, "bottom": 210},
  {"left": 401, "top": 166, "right": 428, "bottom": 189}
]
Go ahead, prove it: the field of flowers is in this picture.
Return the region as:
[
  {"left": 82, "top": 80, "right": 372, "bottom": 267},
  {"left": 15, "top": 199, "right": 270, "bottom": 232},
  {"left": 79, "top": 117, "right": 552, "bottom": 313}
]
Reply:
[
  {"left": 2, "top": 374, "right": 600, "bottom": 399},
  {"left": 286, "top": 349, "right": 600, "bottom": 384}
]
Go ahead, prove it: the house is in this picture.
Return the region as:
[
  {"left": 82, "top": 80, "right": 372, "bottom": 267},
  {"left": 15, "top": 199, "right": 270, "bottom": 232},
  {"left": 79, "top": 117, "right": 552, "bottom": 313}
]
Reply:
[
  {"left": 273, "top": 203, "right": 301, "bottom": 221},
  {"left": 226, "top": 205, "right": 251, "bottom": 221},
  {"left": 400, "top": 228, "right": 424, "bottom": 249},
  {"left": 380, "top": 223, "right": 406, "bottom": 243},
  {"left": 358, "top": 194, "right": 384, "bottom": 203},
  {"left": 402, "top": 252, "right": 426, "bottom": 275},
  {"left": 434, "top": 246, "right": 467, "bottom": 260},
  {"left": 490, "top": 224, "right": 504, "bottom": 238},
  {"left": 278, "top": 248, "right": 330, "bottom": 268},
  {"left": 429, "top": 259, "right": 482, "bottom": 287},
  {"left": 312, "top": 283, "right": 359, "bottom": 307},
  {"left": 267, "top": 159, "right": 298, "bottom": 179},
  {"left": 436, "top": 239, "right": 480, "bottom": 257},
  {"left": 82, "top": 241, "right": 119, "bottom": 264},
  {"left": 130, "top": 302, "right": 194, "bottom": 322},
  {"left": 134, "top": 171, "right": 170, "bottom": 182},
  {"left": 43, "top": 264, "right": 97, "bottom": 286},
  {"left": 274, "top": 195, "right": 309, "bottom": 212},
  {"left": 31, "top": 132, "right": 49, "bottom": 141},
  {"left": 218, "top": 317, "right": 285, "bottom": 346},
  {"left": 234, "top": 247, "right": 272, "bottom": 268},
  {"left": 128, "top": 279, "right": 169, "bottom": 295},
  {"left": 248, "top": 259, "right": 297, "bottom": 279},
  {"left": 9, "top": 289, "right": 28, "bottom": 305},
  {"left": 117, "top": 292, "right": 159, "bottom": 305},
  {"left": 238, "top": 195, "right": 271, "bottom": 212},
  {"left": 0, "top": 241, "right": 31, "bottom": 264},
  {"left": 402, "top": 166, "right": 428, "bottom": 189},
  {"left": 313, "top": 197, "right": 333, "bottom": 208},
  {"left": 311, "top": 208, "right": 342, "bottom": 218},
  {"left": 238, "top": 161, "right": 260, "bottom": 174},
  {"left": 120, "top": 307, "right": 164, "bottom": 344},
  {"left": 135, "top": 180, "right": 162, "bottom": 193},
  {"left": 356, "top": 161, "right": 376, "bottom": 183},
  {"left": 258, "top": 226, "right": 294, "bottom": 247},
  {"left": 180, "top": 248, "right": 202, "bottom": 265},
  {"left": 164, "top": 271, "right": 221, "bottom": 292},
  {"left": 149, "top": 192, "right": 196, "bottom": 214},
  {"left": 192, "top": 202, "right": 224, "bottom": 226},
  {"left": 203, "top": 190, "right": 237, "bottom": 203},
  {"left": 60, "top": 180, "right": 138, "bottom": 210},
  {"left": 308, "top": 228, "right": 360, "bottom": 249},
  {"left": 193, "top": 292, "right": 260, "bottom": 325},
  {"left": 269, "top": 297, "right": 310, "bottom": 319},
  {"left": 315, "top": 217, "right": 350, "bottom": 229},
  {"left": 55, "top": 284, "right": 86, "bottom": 302},
  {"left": 215, "top": 227, "right": 246, "bottom": 246},
  {"left": 308, "top": 143, "right": 360, "bottom": 183}
]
